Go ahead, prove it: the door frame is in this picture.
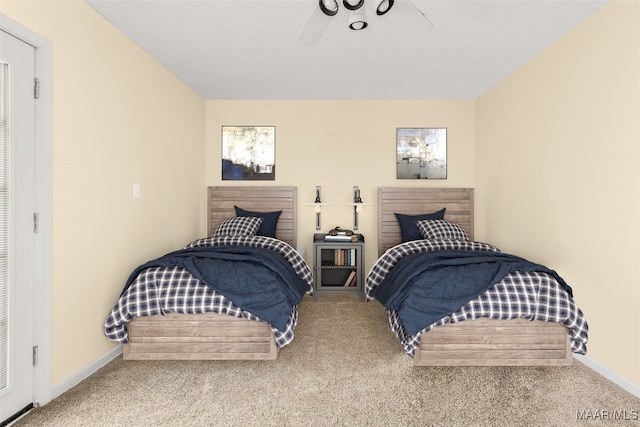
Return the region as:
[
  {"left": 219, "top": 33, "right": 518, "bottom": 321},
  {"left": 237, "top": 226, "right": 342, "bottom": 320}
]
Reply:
[{"left": 0, "top": 13, "right": 52, "bottom": 407}]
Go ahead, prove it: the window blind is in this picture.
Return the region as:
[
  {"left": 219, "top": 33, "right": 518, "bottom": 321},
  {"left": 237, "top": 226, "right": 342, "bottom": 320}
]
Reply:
[{"left": 0, "top": 61, "right": 9, "bottom": 390}]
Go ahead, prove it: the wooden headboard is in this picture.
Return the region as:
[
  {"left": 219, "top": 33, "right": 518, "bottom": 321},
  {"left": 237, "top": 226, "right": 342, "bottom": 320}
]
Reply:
[
  {"left": 208, "top": 186, "right": 297, "bottom": 249},
  {"left": 378, "top": 187, "right": 474, "bottom": 256}
]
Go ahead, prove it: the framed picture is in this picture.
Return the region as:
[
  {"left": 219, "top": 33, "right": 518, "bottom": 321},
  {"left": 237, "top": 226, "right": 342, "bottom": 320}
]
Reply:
[
  {"left": 222, "top": 126, "right": 275, "bottom": 180},
  {"left": 396, "top": 127, "right": 447, "bottom": 179}
]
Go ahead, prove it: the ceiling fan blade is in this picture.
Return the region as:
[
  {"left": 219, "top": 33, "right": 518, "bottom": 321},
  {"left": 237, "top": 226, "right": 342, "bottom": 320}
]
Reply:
[
  {"left": 387, "top": 0, "right": 434, "bottom": 39},
  {"left": 296, "top": 4, "right": 333, "bottom": 46}
]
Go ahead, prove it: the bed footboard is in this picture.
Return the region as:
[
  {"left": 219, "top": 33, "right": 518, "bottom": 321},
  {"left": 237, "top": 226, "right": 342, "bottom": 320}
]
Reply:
[
  {"left": 414, "top": 318, "right": 572, "bottom": 367},
  {"left": 123, "top": 312, "right": 278, "bottom": 360}
]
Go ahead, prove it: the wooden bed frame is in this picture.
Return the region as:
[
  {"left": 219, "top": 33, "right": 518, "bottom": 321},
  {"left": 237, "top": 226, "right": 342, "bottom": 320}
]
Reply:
[
  {"left": 378, "top": 187, "right": 572, "bottom": 366},
  {"left": 123, "top": 186, "right": 297, "bottom": 361}
]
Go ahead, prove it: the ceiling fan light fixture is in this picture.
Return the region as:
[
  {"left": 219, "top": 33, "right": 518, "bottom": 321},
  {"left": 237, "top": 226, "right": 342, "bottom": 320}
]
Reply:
[
  {"left": 319, "top": 0, "right": 339, "bottom": 16},
  {"left": 375, "top": 0, "right": 395, "bottom": 15},
  {"left": 348, "top": 12, "right": 368, "bottom": 30},
  {"left": 343, "top": 0, "right": 365, "bottom": 11}
]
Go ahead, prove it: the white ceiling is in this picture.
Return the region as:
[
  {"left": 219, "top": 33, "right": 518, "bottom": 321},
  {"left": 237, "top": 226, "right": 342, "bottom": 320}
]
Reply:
[{"left": 85, "top": 0, "right": 608, "bottom": 100}]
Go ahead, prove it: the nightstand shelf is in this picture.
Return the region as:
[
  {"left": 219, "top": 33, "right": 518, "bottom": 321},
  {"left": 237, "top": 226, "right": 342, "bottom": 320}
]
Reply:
[{"left": 312, "top": 233, "right": 365, "bottom": 302}]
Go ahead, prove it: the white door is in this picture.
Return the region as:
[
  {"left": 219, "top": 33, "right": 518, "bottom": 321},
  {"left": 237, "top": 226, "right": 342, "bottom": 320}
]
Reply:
[{"left": 0, "top": 30, "right": 36, "bottom": 423}]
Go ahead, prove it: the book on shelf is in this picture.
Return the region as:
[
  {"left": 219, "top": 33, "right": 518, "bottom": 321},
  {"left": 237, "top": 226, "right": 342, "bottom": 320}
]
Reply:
[
  {"left": 331, "top": 248, "right": 357, "bottom": 266},
  {"left": 324, "top": 234, "right": 359, "bottom": 242},
  {"left": 343, "top": 270, "right": 357, "bottom": 287}
]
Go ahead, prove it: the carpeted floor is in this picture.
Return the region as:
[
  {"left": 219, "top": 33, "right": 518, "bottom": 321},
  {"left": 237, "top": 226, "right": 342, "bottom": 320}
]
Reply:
[{"left": 13, "top": 294, "right": 640, "bottom": 426}]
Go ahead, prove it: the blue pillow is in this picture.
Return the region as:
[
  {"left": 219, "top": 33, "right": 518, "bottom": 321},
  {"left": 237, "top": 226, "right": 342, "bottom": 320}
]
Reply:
[
  {"left": 234, "top": 206, "right": 282, "bottom": 238},
  {"left": 394, "top": 208, "right": 446, "bottom": 242}
]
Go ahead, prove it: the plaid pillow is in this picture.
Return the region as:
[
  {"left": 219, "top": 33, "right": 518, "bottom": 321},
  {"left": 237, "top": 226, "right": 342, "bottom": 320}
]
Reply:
[
  {"left": 417, "top": 219, "right": 469, "bottom": 241},
  {"left": 213, "top": 216, "right": 262, "bottom": 236}
]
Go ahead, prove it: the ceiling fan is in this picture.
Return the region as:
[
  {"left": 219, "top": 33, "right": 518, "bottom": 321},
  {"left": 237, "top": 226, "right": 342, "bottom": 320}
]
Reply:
[{"left": 296, "top": 0, "right": 434, "bottom": 45}]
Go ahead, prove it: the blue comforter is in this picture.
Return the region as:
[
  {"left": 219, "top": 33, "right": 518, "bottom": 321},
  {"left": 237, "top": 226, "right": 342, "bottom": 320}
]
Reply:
[
  {"left": 120, "top": 245, "right": 309, "bottom": 331},
  {"left": 369, "top": 249, "right": 573, "bottom": 336}
]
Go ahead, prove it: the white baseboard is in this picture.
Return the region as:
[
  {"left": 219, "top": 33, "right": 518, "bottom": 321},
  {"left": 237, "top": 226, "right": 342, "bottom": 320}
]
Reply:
[
  {"left": 50, "top": 346, "right": 122, "bottom": 402},
  {"left": 574, "top": 354, "right": 640, "bottom": 398}
]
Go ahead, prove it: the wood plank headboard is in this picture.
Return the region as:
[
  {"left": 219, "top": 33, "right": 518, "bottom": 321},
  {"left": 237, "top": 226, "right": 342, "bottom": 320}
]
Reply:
[
  {"left": 207, "top": 186, "right": 297, "bottom": 249},
  {"left": 378, "top": 187, "right": 474, "bottom": 256}
]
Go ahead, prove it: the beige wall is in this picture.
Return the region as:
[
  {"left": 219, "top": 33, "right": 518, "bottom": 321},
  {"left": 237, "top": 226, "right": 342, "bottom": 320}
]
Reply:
[
  {"left": 205, "top": 100, "right": 476, "bottom": 268},
  {"left": 476, "top": 0, "right": 639, "bottom": 384},
  {"left": 2, "top": 1, "right": 206, "bottom": 386}
]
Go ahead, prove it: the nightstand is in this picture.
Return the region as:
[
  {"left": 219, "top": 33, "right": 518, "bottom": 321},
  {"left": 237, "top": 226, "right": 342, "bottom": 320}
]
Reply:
[{"left": 312, "top": 233, "right": 365, "bottom": 302}]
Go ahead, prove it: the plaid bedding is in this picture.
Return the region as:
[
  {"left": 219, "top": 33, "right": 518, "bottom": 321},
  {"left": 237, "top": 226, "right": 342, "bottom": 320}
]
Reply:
[
  {"left": 365, "top": 240, "right": 589, "bottom": 357},
  {"left": 104, "top": 236, "right": 313, "bottom": 348}
]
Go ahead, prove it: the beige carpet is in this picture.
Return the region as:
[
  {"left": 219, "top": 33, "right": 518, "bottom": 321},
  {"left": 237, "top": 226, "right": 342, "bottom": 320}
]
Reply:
[{"left": 14, "top": 294, "right": 640, "bottom": 427}]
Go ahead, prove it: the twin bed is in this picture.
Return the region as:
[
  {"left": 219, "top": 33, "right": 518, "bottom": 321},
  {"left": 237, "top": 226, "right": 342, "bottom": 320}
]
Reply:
[
  {"left": 104, "top": 186, "right": 311, "bottom": 360},
  {"left": 370, "top": 187, "right": 588, "bottom": 366},
  {"left": 104, "top": 186, "right": 588, "bottom": 366}
]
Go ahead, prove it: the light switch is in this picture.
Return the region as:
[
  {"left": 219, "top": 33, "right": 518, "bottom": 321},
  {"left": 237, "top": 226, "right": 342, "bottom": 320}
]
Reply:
[{"left": 133, "top": 182, "right": 141, "bottom": 199}]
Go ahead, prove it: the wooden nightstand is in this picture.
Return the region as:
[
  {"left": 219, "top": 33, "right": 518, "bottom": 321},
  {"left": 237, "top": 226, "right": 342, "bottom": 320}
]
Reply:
[{"left": 312, "top": 233, "right": 365, "bottom": 302}]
